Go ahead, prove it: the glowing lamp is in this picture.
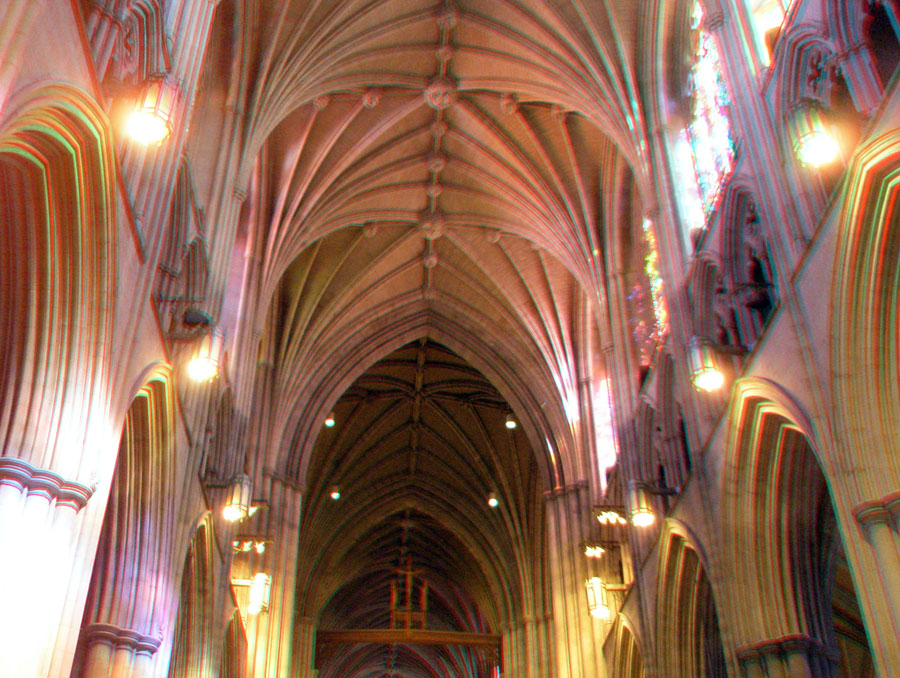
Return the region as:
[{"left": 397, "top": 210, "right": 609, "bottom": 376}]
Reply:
[
  {"left": 596, "top": 509, "right": 626, "bottom": 526},
  {"left": 689, "top": 337, "right": 724, "bottom": 392},
  {"left": 487, "top": 492, "right": 499, "bottom": 508},
  {"left": 627, "top": 481, "right": 655, "bottom": 528},
  {"left": 223, "top": 474, "right": 252, "bottom": 523},
  {"left": 790, "top": 100, "right": 839, "bottom": 167},
  {"left": 585, "top": 577, "right": 610, "bottom": 619},
  {"left": 248, "top": 573, "right": 272, "bottom": 615},
  {"left": 188, "top": 328, "right": 225, "bottom": 382},
  {"left": 329, "top": 485, "right": 341, "bottom": 501},
  {"left": 126, "top": 74, "right": 179, "bottom": 144},
  {"left": 505, "top": 413, "right": 517, "bottom": 430},
  {"left": 584, "top": 544, "right": 606, "bottom": 558},
  {"left": 324, "top": 412, "right": 336, "bottom": 428}
]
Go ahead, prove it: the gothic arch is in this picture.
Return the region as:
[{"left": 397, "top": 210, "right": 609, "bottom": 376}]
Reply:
[
  {"left": 168, "top": 516, "right": 216, "bottom": 678},
  {"left": 721, "top": 381, "right": 874, "bottom": 674},
  {"left": 0, "top": 85, "right": 117, "bottom": 477},
  {"left": 73, "top": 364, "right": 180, "bottom": 677},
  {"left": 833, "top": 130, "right": 900, "bottom": 489},
  {"left": 655, "top": 522, "right": 727, "bottom": 678},
  {"left": 218, "top": 610, "right": 247, "bottom": 678},
  {"left": 607, "top": 616, "right": 646, "bottom": 678},
  {"left": 277, "top": 306, "right": 573, "bottom": 494}
]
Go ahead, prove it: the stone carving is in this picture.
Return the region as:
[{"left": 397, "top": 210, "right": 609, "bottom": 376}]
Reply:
[
  {"left": 424, "top": 77, "right": 458, "bottom": 110},
  {"left": 420, "top": 210, "right": 446, "bottom": 240}
]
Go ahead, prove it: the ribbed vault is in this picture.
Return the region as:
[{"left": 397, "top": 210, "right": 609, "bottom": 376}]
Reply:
[
  {"left": 294, "top": 340, "right": 544, "bottom": 677},
  {"left": 199, "top": 2, "right": 643, "bottom": 674}
]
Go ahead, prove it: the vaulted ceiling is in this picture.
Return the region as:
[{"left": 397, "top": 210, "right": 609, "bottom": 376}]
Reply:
[{"left": 194, "top": 1, "right": 652, "bottom": 673}]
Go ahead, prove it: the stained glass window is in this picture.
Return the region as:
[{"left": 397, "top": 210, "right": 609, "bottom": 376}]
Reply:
[
  {"left": 628, "top": 219, "right": 669, "bottom": 366},
  {"left": 677, "top": 0, "right": 735, "bottom": 241}
]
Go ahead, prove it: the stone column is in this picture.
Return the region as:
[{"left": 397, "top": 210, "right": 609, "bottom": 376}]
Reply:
[
  {"left": 544, "top": 484, "right": 605, "bottom": 678},
  {"left": 736, "top": 635, "right": 837, "bottom": 678},
  {"left": 839, "top": 45, "right": 884, "bottom": 117},
  {"left": 0, "top": 458, "right": 94, "bottom": 678},
  {"left": 245, "top": 476, "right": 303, "bottom": 678},
  {"left": 853, "top": 491, "right": 900, "bottom": 673},
  {"left": 79, "top": 624, "right": 162, "bottom": 678},
  {"left": 294, "top": 617, "right": 316, "bottom": 678},
  {"left": 83, "top": 0, "right": 132, "bottom": 80}
]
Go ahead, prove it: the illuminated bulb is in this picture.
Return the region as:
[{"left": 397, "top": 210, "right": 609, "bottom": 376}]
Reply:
[
  {"left": 324, "top": 412, "right": 336, "bottom": 427},
  {"left": 689, "top": 337, "right": 724, "bottom": 392},
  {"left": 585, "top": 577, "right": 610, "bottom": 620},
  {"left": 790, "top": 101, "right": 840, "bottom": 167},
  {"left": 187, "top": 356, "right": 217, "bottom": 382},
  {"left": 693, "top": 366, "right": 725, "bottom": 392},
  {"left": 187, "top": 328, "right": 224, "bottom": 382},
  {"left": 248, "top": 573, "right": 271, "bottom": 615},
  {"left": 255, "top": 541, "right": 266, "bottom": 554},
  {"left": 223, "top": 474, "right": 252, "bottom": 523},
  {"left": 126, "top": 110, "right": 170, "bottom": 144},
  {"left": 596, "top": 510, "right": 625, "bottom": 525},
  {"left": 222, "top": 504, "right": 245, "bottom": 523},
  {"left": 487, "top": 492, "right": 499, "bottom": 508},
  {"left": 329, "top": 485, "right": 341, "bottom": 501},
  {"left": 631, "top": 509, "right": 656, "bottom": 528},
  {"left": 795, "top": 130, "right": 840, "bottom": 167},
  {"left": 584, "top": 545, "right": 606, "bottom": 558},
  {"left": 505, "top": 413, "right": 517, "bottom": 430},
  {"left": 126, "top": 74, "right": 178, "bottom": 144}
]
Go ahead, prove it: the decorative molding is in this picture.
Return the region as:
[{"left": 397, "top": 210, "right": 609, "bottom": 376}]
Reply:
[
  {"left": 736, "top": 634, "right": 839, "bottom": 664},
  {"left": 0, "top": 458, "right": 93, "bottom": 511},
  {"left": 543, "top": 480, "right": 588, "bottom": 500},
  {"left": 854, "top": 491, "right": 900, "bottom": 530},
  {"left": 81, "top": 623, "right": 162, "bottom": 655}
]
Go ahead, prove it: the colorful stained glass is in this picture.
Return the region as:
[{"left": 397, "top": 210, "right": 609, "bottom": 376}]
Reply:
[
  {"left": 679, "top": 0, "right": 735, "bottom": 237},
  {"left": 629, "top": 219, "right": 669, "bottom": 366}
]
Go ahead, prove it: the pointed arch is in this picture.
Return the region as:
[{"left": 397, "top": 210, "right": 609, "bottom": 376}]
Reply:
[
  {"left": 0, "top": 85, "right": 117, "bottom": 477},
  {"left": 607, "top": 616, "right": 646, "bottom": 678},
  {"left": 73, "top": 363, "right": 181, "bottom": 676},
  {"left": 721, "top": 381, "right": 874, "bottom": 674},
  {"left": 168, "top": 515, "right": 216, "bottom": 678},
  {"left": 833, "top": 130, "right": 900, "bottom": 489},
  {"left": 655, "top": 522, "right": 727, "bottom": 678}
]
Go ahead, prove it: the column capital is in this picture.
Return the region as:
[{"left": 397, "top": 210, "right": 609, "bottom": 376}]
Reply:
[
  {"left": 80, "top": 623, "right": 162, "bottom": 656},
  {"left": 854, "top": 491, "right": 900, "bottom": 531},
  {"left": 736, "top": 634, "right": 838, "bottom": 663},
  {"left": 0, "top": 457, "right": 94, "bottom": 511},
  {"left": 542, "top": 480, "right": 587, "bottom": 501}
]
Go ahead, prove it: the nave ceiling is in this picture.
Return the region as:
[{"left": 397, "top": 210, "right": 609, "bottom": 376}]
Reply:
[{"left": 192, "top": 0, "right": 652, "bottom": 672}]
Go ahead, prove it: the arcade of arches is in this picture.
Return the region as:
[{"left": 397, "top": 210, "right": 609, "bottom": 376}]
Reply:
[{"left": 2, "top": 0, "right": 900, "bottom": 676}]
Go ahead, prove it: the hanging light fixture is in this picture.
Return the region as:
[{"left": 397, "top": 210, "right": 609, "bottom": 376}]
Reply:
[
  {"left": 487, "top": 491, "right": 499, "bottom": 508},
  {"left": 324, "top": 412, "right": 336, "bottom": 428},
  {"left": 223, "top": 474, "right": 252, "bottom": 522},
  {"left": 584, "top": 543, "right": 606, "bottom": 558},
  {"left": 126, "top": 73, "right": 179, "bottom": 144},
  {"left": 248, "top": 573, "right": 272, "bottom": 615},
  {"left": 627, "top": 481, "right": 655, "bottom": 528},
  {"left": 585, "top": 577, "right": 610, "bottom": 619},
  {"left": 505, "top": 413, "right": 517, "bottom": 430},
  {"left": 188, "top": 327, "right": 225, "bottom": 382},
  {"left": 596, "top": 508, "right": 627, "bottom": 526},
  {"left": 789, "top": 99, "right": 839, "bottom": 167},
  {"left": 688, "top": 336, "right": 724, "bottom": 392},
  {"left": 329, "top": 485, "right": 341, "bottom": 501}
]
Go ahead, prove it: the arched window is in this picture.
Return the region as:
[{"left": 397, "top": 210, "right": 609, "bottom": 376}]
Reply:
[{"left": 674, "top": 0, "right": 736, "bottom": 243}]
